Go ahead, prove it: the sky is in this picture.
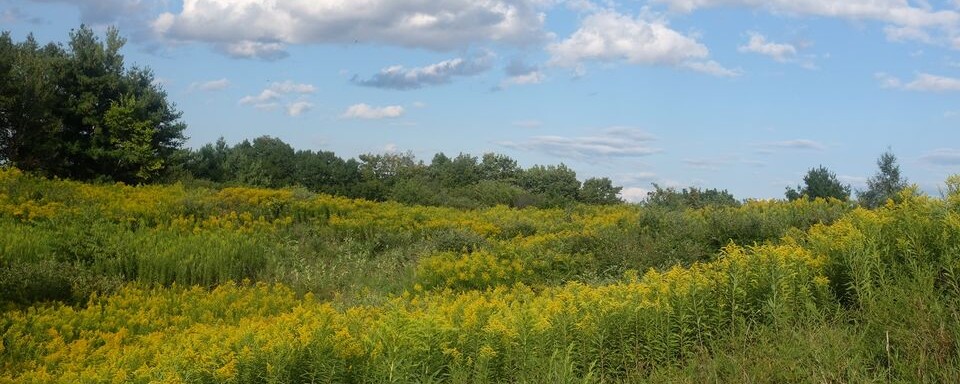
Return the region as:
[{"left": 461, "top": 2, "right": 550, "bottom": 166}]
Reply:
[{"left": 2, "top": 0, "right": 960, "bottom": 201}]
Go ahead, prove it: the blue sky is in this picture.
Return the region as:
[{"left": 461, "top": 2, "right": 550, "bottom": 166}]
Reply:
[{"left": 3, "top": 0, "right": 960, "bottom": 200}]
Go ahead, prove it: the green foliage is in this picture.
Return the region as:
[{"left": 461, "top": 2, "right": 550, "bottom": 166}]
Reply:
[
  {"left": 578, "top": 177, "right": 623, "bottom": 205},
  {"left": 858, "top": 149, "right": 909, "bottom": 208},
  {"left": 0, "top": 26, "right": 185, "bottom": 183},
  {"left": 644, "top": 183, "right": 740, "bottom": 209},
  {"left": 518, "top": 164, "right": 581, "bottom": 206},
  {"left": 785, "top": 165, "right": 851, "bottom": 201},
  {"left": 0, "top": 260, "right": 73, "bottom": 304},
  {"left": 183, "top": 136, "right": 625, "bottom": 209}
]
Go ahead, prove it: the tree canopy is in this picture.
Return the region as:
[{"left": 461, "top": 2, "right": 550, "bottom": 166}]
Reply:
[
  {"left": 645, "top": 184, "right": 740, "bottom": 209},
  {"left": 857, "top": 149, "right": 908, "bottom": 208},
  {"left": 785, "top": 166, "right": 851, "bottom": 202},
  {"left": 0, "top": 26, "right": 185, "bottom": 183}
]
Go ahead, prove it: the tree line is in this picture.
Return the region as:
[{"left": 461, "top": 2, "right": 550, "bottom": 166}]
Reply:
[
  {"left": 179, "top": 136, "right": 623, "bottom": 208},
  {"left": 0, "top": 26, "right": 621, "bottom": 208},
  {"left": 0, "top": 25, "right": 914, "bottom": 209}
]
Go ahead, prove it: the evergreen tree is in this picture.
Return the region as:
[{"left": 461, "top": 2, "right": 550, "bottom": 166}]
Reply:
[
  {"left": 0, "top": 26, "right": 185, "bottom": 183},
  {"left": 858, "top": 150, "right": 908, "bottom": 208}
]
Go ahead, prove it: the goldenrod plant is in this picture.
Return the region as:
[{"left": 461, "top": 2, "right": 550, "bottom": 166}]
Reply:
[{"left": 2, "top": 168, "right": 958, "bottom": 382}]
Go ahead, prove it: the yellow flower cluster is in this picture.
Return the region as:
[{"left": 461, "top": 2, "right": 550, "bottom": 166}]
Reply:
[
  {"left": 1, "top": 240, "right": 830, "bottom": 382},
  {"left": 4, "top": 167, "right": 949, "bottom": 382}
]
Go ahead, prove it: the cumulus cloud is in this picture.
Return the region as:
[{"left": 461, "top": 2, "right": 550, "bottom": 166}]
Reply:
[
  {"left": 501, "top": 59, "right": 546, "bottom": 87},
  {"left": 878, "top": 72, "right": 960, "bottom": 91},
  {"left": 268, "top": 81, "right": 317, "bottom": 94},
  {"left": 353, "top": 53, "right": 494, "bottom": 90},
  {"left": 884, "top": 25, "right": 934, "bottom": 43},
  {"left": 499, "top": 127, "right": 661, "bottom": 160},
  {"left": 653, "top": 0, "right": 960, "bottom": 48},
  {"left": 221, "top": 41, "right": 289, "bottom": 60},
  {"left": 549, "top": 11, "right": 705, "bottom": 66},
  {"left": 683, "top": 60, "right": 742, "bottom": 77},
  {"left": 651, "top": 0, "right": 960, "bottom": 29},
  {"left": 921, "top": 148, "right": 960, "bottom": 165},
  {"left": 188, "top": 78, "right": 231, "bottom": 92},
  {"left": 239, "top": 90, "right": 281, "bottom": 106},
  {"left": 620, "top": 187, "right": 651, "bottom": 203},
  {"left": 342, "top": 103, "right": 406, "bottom": 119},
  {"left": 239, "top": 81, "right": 316, "bottom": 105},
  {"left": 878, "top": 73, "right": 960, "bottom": 92},
  {"left": 738, "top": 32, "right": 797, "bottom": 62},
  {"left": 286, "top": 101, "right": 313, "bottom": 117},
  {"left": 547, "top": 10, "right": 735, "bottom": 76},
  {"left": 152, "top": 0, "right": 550, "bottom": 57},
  {"left": 239, "top": 81, "right": 316, "bottom": 115}
]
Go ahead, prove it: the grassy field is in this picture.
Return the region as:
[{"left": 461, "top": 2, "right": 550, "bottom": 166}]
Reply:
[{"left": 1, "top": 167, "right": 959, "bottom": 382}]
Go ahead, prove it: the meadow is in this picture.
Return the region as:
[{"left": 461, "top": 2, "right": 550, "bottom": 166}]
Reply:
[{"left": 2, "top": 167, "right": 959, "bottom": 382}]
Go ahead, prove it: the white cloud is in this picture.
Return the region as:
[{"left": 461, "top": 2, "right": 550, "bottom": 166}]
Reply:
[
  {"left": 876, "top": 72, "right": 903, "bottom": 88},
  {"left": 903, "top": 73, "right": 960, "bottom": 91},
  {"left": 683, "top": 60, "right": 742, "bottom": 77},
  {"left": 620, "top": 187, "right": 651, "bottom": 203},
  {"left": 353, "top": 53, "right": 494, "bottom": 90},
  {"left": 651, "top": 0, "right": 960, "bottom": 29},
  {"left": 884, "top": 25, "right": 933, "bottom": 43},
  {"left": 268, "top": 81, "right": 317, "bottom": 94},
  {"left": 221, "top": 41, "right": 288, "bottom": 60},
  {"left": 878, "top": 72, "right": 960, "bottom": 91},
  {"left": 499, "top": 127, "right": 661, "bottom": 160},
  {"left": 738, "top": 32, "right": 797, "bottom": 62},
  {"left": 547, "top": 10, "right": 735, "bottom": 76},
  {"left": 549, "top": 11, "right": 707, "bottom": 66},
  {"left": 188, "top": 78, "right": 231, "bottom": 92},
  {"left": 342, "top": 103, "right": 406, "bottom": 119},
  {"left": 654, "top": 0, "right": 960, "bottom": 50},
  {"left": 239, "top": 80, "right": 316, "bottom": 113},
  {"left": 921, "top": 148, "right": 960, "bottom": 165},
  {"left": 501, "top": 59, "right": 546, "bottom": 87},
  {"left": 151, "top": 77, "right": 171, "bottom": 88},
  {"left": 152, "top": 0, "right": 550, "bottom": 56},
  {"left": 502, "top": 71, "right": 547, "bottom": 86},
  {"left": 286, "top": 101, "right": 313, "bottom": 116},
  {"left": 239, "top": 90, "right": 281, "bottom": 105}
]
